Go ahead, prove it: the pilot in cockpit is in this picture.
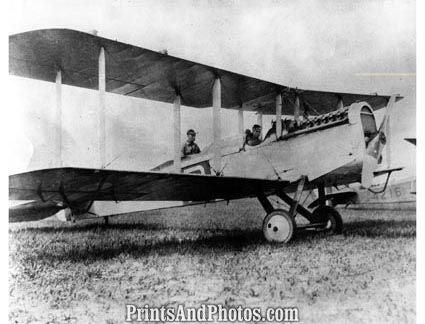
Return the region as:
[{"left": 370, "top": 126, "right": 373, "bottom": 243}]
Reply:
[
  {"left": 182, "top": 129, "right": 201, "bottom": 156},
  {"left": 241, "top": 124, "right": 262, "bottom": 150}
]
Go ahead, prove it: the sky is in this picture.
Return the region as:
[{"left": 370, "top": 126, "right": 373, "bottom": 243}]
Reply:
[{"left": 7, "top": 0, "right": 416, "bottom": 178}]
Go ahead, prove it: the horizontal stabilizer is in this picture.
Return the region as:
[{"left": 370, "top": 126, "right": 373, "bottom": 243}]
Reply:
[{"left": 373, "top": 167, "right": 403, "bottom": 177}]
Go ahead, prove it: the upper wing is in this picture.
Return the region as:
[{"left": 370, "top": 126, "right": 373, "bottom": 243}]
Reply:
[
  {"left": 9, "top": 167, "right": 288, "bottom": 205},
  {"left": 9, "top": 29, "right": 400, "bottom": 115}
]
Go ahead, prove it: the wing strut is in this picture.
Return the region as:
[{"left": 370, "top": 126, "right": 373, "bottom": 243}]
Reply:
[
  {"left": 55, "top": 69, "right": 63, "bottom": 167},
  {"left": 173, "top": 94, "right": 182, "bottom": 172},
  {"left": 276, "top": 92, "right": 282, "bottom": 138},
  {"left": 211, "top": 76, "right": 222, "bottom": 174},
  {"left": 336, "top": 98, "right": 343, "bottom": 109},
  {"left": 238, "top": 109, "right": 244, "bottom": 137},
  {"left": 256, "top": 111, "right": 263, "bottom": 139},
  {"left": 294, "top": 95, "right": 300, "bottom": 123},
  {"left": 99, "top": 46, "right": 106, "bottom": 168}
]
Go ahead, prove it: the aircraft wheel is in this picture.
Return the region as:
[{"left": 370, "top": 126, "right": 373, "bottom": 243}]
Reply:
[
  {"left": 311, "top": 206, "right": 343, "bottom": 234},
  {"left": 262, "top": 209, "right": 296, "bottom": 243}
]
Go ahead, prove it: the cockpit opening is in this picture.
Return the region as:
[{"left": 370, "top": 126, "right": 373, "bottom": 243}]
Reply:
[{"left": 360, "top": 106, "right": 378, "bottom": 147}]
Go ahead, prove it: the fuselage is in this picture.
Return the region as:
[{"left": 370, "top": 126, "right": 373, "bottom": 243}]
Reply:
[{"left": 154, "top": 102, "right": 377, "bottom": 193}]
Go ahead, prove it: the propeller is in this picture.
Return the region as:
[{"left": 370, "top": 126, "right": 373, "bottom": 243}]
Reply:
[{"left": 361, "top": 95, "right": 397, "bottom": 188}]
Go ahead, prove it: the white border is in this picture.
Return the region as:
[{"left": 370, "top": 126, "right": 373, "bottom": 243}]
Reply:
[{"left": 416, "top": 0, "right": 423, "bottom": 322}]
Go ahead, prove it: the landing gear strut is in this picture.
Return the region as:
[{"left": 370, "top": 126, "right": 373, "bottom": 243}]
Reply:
[
  {"left": 309, "top": 183, "right": 343, "bottom": 234},
  {"left": 257, "top": 180, "right": 343, "bottom": 243}
]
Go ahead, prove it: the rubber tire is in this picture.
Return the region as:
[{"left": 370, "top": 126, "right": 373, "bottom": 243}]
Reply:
[
  {"left": 262, "top": 209, "right": 296, "bottom": 243},
  {"left": 311, "top": 206, "right": 343, "bottom": 234}
]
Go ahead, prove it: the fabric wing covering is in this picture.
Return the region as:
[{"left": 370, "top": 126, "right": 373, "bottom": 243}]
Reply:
[
  {"left": 9, "top": 167, "right": 287, "bottom": 204},
  {"left": 9, "top": 29, "right": 399, "bottom": 115}
]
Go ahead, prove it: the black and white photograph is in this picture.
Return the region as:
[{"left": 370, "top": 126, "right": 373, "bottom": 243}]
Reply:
[{"left": 6, "top": 0, "right": 419, "bottom": 323}]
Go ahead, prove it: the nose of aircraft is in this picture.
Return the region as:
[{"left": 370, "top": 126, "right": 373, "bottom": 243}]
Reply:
[{"left": 361, "top": 95, "right": 396, "bottom": 188}]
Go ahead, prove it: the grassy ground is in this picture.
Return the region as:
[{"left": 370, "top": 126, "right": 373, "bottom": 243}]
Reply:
[{"left": 9, "top": 199, "right": 415, "bottom": 323}]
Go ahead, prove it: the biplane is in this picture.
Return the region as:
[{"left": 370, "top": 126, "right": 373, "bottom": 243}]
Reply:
[{"left": 9, "top": 29, "right": 404, "bottom": 243}]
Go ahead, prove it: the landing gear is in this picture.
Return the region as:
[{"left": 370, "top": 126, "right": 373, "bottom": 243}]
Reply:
[
  {"left": 257, "top": 179, "right": 344, "bottom": 243},
  {"left": 311, "top": 206, "right": 343, "bottom": 234},
  {"left": 262, "top": 209, "right": 296, "bottom": 243}
]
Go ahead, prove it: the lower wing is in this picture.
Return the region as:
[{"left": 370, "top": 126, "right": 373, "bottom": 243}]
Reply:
[{"left": 9, "top": 167, "right": 289, "bottom": 221}]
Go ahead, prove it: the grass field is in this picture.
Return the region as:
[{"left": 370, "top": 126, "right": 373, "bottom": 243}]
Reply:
[{"left": 9, "top": 198, "right": 415, "bottom": 324}]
